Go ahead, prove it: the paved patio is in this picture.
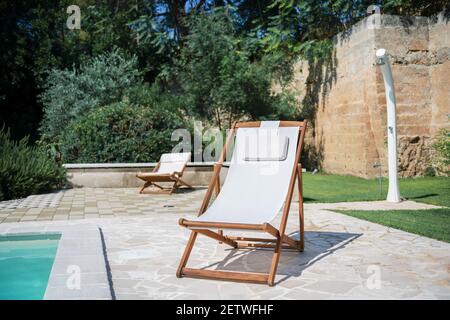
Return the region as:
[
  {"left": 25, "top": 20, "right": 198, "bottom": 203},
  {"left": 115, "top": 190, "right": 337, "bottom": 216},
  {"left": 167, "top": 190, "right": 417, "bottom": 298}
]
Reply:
[
  {"left": 0, "top": 188, "right": 449, "bottom": 299},
  {"left": 0, "top": 187, "right": 441, "bottom": 223}
]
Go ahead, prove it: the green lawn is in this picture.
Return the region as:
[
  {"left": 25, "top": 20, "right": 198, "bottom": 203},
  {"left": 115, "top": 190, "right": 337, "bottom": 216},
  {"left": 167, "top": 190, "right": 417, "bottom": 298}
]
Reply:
[
  {"left": 303, "top": 173, "right": 450, "bottom": 207},
  {"left": 335, "top": 209, "right": 450, "bottom": 243},
  {"left": 304, "top": 173, "right": 450, "bottom": 242}
]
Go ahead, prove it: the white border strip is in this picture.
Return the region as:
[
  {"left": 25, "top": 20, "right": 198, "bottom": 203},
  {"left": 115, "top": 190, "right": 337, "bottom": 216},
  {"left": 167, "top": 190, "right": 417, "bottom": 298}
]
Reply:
[{"left": 0, "top": 226, "right": 112, "bottom": 300}]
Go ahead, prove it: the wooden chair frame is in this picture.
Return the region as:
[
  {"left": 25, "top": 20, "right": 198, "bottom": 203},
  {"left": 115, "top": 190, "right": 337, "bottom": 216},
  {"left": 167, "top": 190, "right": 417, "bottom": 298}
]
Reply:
[
  {"left": 176, "top": 120, "right": 307, "bottom": 286},
  {"left": 137, "top": 161, "right": 193, "bottom": 195}
]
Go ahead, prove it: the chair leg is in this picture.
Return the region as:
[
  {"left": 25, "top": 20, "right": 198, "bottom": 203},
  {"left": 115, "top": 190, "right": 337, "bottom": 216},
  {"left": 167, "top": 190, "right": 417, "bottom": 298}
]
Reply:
[
  {"left": 151, "top": 182, "right": 165, "bottom": 190},
  {"left": 169, "top": 181, "right": 179, "bottom": 195},
  {"left": 297, "top": 164, "right": 304, "bottom": 251},
  {"left": 139, "top": 181, "right": 152, "bottom": 194},
  {"left": 214, "top": 176, "right": 221, "bottom": 196},
  {"left": 176, "top": 231, "right": 198, "bottom": 278},
  {"left": 195, "top": 229, "right": 237, "bottom": 248},
  {"left": 140, "top": 181, "right": 174, "bottom": 194},
  {"left": 218, "top": 229, "right": 223, "bottom": 244},
  {"left": 177, "top": 177, "right": 193, "bottom": 189},
  {"left": 267, "top": 237, "right": 282, "bottom": 286}
]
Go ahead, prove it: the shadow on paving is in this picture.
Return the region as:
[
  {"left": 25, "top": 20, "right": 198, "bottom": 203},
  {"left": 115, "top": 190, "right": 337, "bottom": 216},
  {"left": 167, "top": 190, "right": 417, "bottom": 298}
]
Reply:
[{"left": 199, "top": 231, "right": 361, "bottom": 285}]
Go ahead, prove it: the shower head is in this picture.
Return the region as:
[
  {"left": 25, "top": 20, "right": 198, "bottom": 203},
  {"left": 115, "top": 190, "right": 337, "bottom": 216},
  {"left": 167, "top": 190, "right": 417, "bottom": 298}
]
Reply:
[{"left": 375, "top": 48, "right": 387, "bottom": 65}]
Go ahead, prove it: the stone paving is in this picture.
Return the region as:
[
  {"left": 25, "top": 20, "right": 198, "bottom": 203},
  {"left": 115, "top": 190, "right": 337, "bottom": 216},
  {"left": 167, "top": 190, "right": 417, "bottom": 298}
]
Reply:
[
  {"left": 307, "top": 200, "right": 442, "bottom": 211},
  {"left": 0, "top": 188, "right": 203, "bottom": 223},
  {"left": 0, "top": 188, "right": 449, "bottom": 299},
  {"left": 0, "top": 190, "right": 65, "bottom": 210},
  {"left": 0, "top": 188, "right": 440, "bottom": 223}
]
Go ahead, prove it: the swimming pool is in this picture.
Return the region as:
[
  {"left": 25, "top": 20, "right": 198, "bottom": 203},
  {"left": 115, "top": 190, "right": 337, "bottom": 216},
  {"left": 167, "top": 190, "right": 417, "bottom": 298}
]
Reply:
[{"left": 0, "top": 233, "right": 61, "bottom": 300}]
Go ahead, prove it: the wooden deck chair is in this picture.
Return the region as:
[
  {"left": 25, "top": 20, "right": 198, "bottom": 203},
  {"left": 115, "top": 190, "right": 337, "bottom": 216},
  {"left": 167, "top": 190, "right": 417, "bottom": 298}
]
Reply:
[
  {"left": 137, "top": 152, "right": 192, "bottom": 195},
  {"left": 177, "top": 121, "right": 307, "bottom": 286}
]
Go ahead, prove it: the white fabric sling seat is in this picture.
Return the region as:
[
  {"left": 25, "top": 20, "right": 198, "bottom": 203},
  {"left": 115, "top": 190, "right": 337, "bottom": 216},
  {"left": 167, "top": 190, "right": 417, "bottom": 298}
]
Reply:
[
  {"left": 136, "top": 152, "right": 192, "bottom": 195},
  {"left": 195, "top": 123, "right": 297, "bottom": 225},
  {"left": 177, "top": 121, "right": 308, "bottom": 286}
]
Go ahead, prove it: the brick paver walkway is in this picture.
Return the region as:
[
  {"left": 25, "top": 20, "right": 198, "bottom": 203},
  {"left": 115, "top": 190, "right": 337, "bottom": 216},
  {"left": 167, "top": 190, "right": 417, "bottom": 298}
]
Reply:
[
  {"left": 0, "top": 188, "right": 204, "bottom": 223},
  {"left": 0, "top": 188, "right": 440, "bottom": 223}
]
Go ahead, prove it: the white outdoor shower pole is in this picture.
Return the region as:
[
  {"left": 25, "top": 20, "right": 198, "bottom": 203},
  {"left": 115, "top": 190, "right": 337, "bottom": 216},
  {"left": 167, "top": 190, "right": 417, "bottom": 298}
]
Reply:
[{"left": 376, "top": 48, "right": 401, "bottom": 203}]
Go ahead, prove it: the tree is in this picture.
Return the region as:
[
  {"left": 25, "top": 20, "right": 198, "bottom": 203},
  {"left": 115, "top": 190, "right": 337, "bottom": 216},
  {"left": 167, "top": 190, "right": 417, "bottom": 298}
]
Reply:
[
  {"left": 0, "top": 0, "right": 169, "bottom": 141},
  {"left": 260, "top": 0, "right": 449, "bottom": 57},
  {"left": 178, "top": 8, "right": 297, "bottom": 129},
  {"left": 2, "top": 0, "right": 448, "bottom": 142}
]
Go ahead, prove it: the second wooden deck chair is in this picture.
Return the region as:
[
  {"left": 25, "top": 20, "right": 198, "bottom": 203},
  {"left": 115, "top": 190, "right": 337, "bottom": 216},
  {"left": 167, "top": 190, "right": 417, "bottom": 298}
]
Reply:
[
  {"left": 177, "top": 121, "right": 307, "bottom": 286},
  {"left": 137, "top": 152, "right": 192, "bottom": 194}
]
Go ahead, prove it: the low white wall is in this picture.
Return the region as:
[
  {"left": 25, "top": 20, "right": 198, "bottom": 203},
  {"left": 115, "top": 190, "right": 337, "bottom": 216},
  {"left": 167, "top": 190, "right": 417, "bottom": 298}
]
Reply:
[
  {"left": 64, "top": 162, "right": 228, "bottom": 188},
  {"left": 64, "top": 162, "right": 302, "bottom": 202}
]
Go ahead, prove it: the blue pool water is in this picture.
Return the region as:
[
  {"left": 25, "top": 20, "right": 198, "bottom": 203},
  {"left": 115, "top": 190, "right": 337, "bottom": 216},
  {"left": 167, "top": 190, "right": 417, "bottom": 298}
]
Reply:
[{"left": 0, "top": 233, "right": 60, "bottom": 300}]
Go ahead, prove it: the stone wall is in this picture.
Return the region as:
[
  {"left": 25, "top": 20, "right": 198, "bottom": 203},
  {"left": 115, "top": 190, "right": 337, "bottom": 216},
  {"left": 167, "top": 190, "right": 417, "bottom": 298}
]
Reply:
[{"left": 283, "top": 13, "right": 450, "bottom": 178}]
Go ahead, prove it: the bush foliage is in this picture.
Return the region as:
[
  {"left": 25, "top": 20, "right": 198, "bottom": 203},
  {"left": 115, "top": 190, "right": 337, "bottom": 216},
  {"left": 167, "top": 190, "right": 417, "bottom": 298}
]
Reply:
[
  {"left": 40, "top": 49, "right": 142, "bottom": 140},
  {"left": 432, "top": 128, "right": 450, "bottom": 175},
  {"left": 0, "top": 128, "right": 66, "bottom": 201},
  {"left": 59, "top": 86, "right": 188, "bottom": 163}
]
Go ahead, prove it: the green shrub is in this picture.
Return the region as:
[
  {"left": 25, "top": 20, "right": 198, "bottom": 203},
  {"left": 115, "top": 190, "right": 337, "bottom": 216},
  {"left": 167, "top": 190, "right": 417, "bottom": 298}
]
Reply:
[
  {"left": 432, "top": 128, "right": 450, "bottom": 175},
  {"left": 0, "top": 127, "right": 66, "bottom": 201},
  {"left": 424, "top": 166, "right": 436, "bottom": 177},
  {"left": 59, "top": 88, "right": 188, "bottom": 163},
  {"left": 39, "top": 48, "right": 142, "bottom": 140}
]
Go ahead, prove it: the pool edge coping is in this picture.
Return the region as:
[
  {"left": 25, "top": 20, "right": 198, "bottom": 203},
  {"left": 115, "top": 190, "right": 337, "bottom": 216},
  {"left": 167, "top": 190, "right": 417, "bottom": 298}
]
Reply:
[{"left": 0, "top": 226, "right": 112, "bottom": 300}]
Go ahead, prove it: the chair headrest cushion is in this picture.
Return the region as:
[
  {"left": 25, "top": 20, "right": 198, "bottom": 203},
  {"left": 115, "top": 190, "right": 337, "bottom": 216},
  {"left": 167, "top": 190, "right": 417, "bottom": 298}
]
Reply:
[
  {"left": 242, "top": 132, "right": 289, "bottom": 161},
  {"left": 160, "top": 152, "right": 191, "bottom": 163}
]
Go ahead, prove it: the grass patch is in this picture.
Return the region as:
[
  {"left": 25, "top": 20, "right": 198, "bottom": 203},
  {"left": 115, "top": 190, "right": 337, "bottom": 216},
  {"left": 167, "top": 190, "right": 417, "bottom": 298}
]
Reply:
[
  {"left": 335, "top": 208, "right": 450, "bottom": 243},
  {"left": 303, "top": 173, "right": 450, "bottom": 206}
]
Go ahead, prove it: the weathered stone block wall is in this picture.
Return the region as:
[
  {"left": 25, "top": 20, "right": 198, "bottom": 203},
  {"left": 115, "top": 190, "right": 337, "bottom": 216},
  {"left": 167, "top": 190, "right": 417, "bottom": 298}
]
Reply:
[
  {"left": 316, "top": 18, "right": 378, "bottom": 177},
  {"left": 286, "top": 13, "right": 450, "bottom": 178},
  {"left": 429, "top": 14, "right": 450, "bottom": 137}
]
